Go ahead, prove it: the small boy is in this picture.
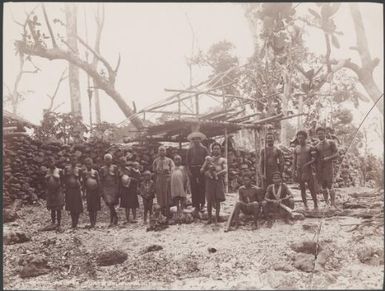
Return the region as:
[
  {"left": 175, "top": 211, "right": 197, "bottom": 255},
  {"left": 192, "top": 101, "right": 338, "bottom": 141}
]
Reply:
[{"left": 139, "top": 170, "right": 155, "bottom": 224}]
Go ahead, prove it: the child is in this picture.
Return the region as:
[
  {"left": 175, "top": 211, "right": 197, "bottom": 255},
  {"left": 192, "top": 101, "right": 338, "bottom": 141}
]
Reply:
[
  {"left": 139, "top": 170, "right": 155, "bottom": 224},
  {"left": 203, "top": 155, "right": 218, "bottom": 180},
  {"left": 45, "top": 158, "right": 64, "bottom": 229},
  {"left": 100, "top": 153, "right": 120, "bottom": 227},
  {"left": 119, "top": 161, "right": 139, "bottom": 223},
  {"left": 170, "top": 155, "right": 190, "bottom": 221},
  {"left": 152, "top": 146, "right": 175, "bottom": 219},
  {"left": 147, "top": 204, "right": 168, "bottom": 232},
  {"left": 63, "top": 156, "right": 84, "bottom": 229},
  {"left": 82, "top": 158, "right": 101, "bottom": 228}
]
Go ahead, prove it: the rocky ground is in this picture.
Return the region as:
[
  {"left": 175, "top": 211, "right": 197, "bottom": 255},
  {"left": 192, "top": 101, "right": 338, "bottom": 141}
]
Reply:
[{"left": 3, "top": 186, "right": 384, "bottom": 290}]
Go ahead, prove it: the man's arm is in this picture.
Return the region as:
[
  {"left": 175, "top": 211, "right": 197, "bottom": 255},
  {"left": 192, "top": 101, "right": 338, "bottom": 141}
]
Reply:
[
  {"left": 278, "top": 148, "right": 284, "bottom": 173},
  {"left": 324, "top": 141, "right": 339, "bottom": 161},
  {"left": 281, "top": 184, "right": 294, "bottom": 201}
]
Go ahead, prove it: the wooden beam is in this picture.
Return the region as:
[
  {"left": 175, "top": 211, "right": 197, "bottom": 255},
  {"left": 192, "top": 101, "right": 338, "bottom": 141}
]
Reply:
[
  {"left": 229, "top": 111, "right": 262, "bottom": 123},
  {"left": 144, "top": 110, "right": 198, "bottom": 116}
]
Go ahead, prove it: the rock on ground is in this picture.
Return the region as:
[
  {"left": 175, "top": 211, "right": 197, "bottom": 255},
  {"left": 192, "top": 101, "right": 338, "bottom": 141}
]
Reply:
[
  {"left": 18, "top": 255, "right": 50, "bottom": 278},
  {"left": 4, "top": 229, "right": 31, "bottom": 245},
  {"left": 96, "top": 250, "right": 128, "bottom": 266},
  {"left": 290, "top": 240, "right": 322, "bottom": 255}
]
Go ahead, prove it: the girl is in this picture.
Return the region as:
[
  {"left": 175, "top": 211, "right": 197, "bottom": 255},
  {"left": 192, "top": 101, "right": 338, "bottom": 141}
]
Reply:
[
  {"left": 170, "top": 155, "right": 190, "bottom": 221},
  {"left": 82, "top": 158, "right": 101, "bottom": 228},
  {"left": 119, "top": 160, "right": 139, "bottom": 223},
  {"left": 152, "top": 146, "right": 175, "bottom": 219},
  {"left": 100, "top": 153, "right": 120, "bottom": 227},
  {"left": 63, "top": 156, "right": 84, "bottom": 229},
  {"left": 45, "top": 158, "right": 64, "bottom": 229},
  {"left": 139, "top": 170, "right": 155, "bottom": 224},
  {"left": 201, "top": 142, "right": 227, "bottom": 225}
]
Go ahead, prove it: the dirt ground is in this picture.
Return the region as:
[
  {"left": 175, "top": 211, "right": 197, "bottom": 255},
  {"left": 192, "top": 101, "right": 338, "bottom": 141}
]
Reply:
[{"left": 3, "top": 186, "right": 384, "bottom": 290}]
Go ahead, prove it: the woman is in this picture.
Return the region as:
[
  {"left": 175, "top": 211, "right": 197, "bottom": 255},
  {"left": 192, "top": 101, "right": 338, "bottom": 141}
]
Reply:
[
  {"left": 45, "top": 157, "right": 65, "bottom": 228},
  {"left": 100, "top": 153, "right": 120, "bottom": 227},
  {"left": 119, "top": 160, "right": 139, "bottom": 223},
  {"left": 63, "top": 156, "right": 84, "bottom": 229},
  {"left": 82, "top": 157, "right": 101, "bottom": 228},
  {"left": 201, "top": 142, "right": 227, "bottom": 224},
  {"left": 152, "top": 146, "right": 175, "bottom": 219}
]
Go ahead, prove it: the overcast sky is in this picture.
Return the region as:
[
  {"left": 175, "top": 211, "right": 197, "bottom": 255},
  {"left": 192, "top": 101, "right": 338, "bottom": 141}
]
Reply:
[{"left": 3, "top": 2, "right": 383, "bottom": 154}]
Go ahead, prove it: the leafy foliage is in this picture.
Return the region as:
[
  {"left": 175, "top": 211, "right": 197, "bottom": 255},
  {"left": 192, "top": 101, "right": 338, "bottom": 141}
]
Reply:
[{"left": 35, "top": 112, "right": 88, "bottom": 144}]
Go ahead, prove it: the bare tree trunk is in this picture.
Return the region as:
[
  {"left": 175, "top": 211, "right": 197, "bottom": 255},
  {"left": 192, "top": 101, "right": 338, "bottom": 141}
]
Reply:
[
  {"left": 65, "top": 4, "right": 82, "bottom": 118},
  {"left": 280, "top": 71, "right": 291, "bottom": 145},
  {"left": 94, "top": 88, "right": 101, "bottom": 123},
  {"left": 345, "top": 4, "right": 383, "bottom": 115}
]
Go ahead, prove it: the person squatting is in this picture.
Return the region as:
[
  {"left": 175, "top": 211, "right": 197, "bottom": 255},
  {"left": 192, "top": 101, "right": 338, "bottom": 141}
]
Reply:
[{"left": 43, "top": 126, "right": 338, "bottom": 231}]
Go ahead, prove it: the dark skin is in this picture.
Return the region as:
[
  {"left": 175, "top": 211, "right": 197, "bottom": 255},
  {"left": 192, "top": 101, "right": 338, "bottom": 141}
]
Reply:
[
  {"left": 293, "top": 133, "right": 318, "bottom": 210},
  {"left": 317, "top": 129, "right": 339, "bottom": 208},
  {"left": 317, "top": 130, "right": 339, "bottom": 161},
  {"left": 206, "top": 144, "right": 227, "bottom": 225}
]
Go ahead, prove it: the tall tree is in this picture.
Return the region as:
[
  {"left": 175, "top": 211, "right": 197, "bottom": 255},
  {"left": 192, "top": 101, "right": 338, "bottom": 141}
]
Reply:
[
  {"left": 15, "top": 4, "right": 144, "bottom": 129},
  {"left": 64, "top": 4, "right": 82, "bottom": 117}
]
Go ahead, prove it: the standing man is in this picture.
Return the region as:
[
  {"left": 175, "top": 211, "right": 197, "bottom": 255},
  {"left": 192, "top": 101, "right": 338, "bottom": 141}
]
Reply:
[
  {"left": 293, "top": 130, "right": 318, "bottom": 211},
  {"left": 316, "top": 127, "right": 339, "bottom": 209},
  {"left": 260, "top": 133, "right": 284, "bottom": 190},
  {"left": 186, "top": 131, "right": 209, "bottom": 215}
]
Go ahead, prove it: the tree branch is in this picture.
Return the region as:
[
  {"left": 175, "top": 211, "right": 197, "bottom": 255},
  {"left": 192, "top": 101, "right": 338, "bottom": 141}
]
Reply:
[
  {"left": 41, "top": 3, "right": 57, "bottom": 48},
  {"left": 16, "top": 42, "right": 143, "bottom": 128}
]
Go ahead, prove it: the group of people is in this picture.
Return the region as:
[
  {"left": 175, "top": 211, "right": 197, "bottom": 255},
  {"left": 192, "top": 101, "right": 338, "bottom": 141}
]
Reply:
[
  {"left": 44, "top": 126, "right": 338, "bottom": 231},
  {"left": 224, "top": 126, "right": 339, "bottom": 231}
]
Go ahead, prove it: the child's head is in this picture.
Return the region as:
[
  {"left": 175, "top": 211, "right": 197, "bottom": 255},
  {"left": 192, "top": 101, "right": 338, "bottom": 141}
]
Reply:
[
  {"left": 70, "top": 155, "right": 78, "bottom": 166},
  {"left": 158, "top": 146, "right": 166, "bottom": 157},
  {"left": 143, "top": 170, "right": 152, "bottom": 181},
  {"left": 47, "top": 157, "right": 56, "bottom": 169},
  {"left": 205, "top": 155, "right": 213, "bottom": 163},
  {"left": 173, "top": 154, "right": 182, "bottom": 166},
  {"left": 296, "top": 130, "right": 308, "bottom": 145},
  {"left": 242, "top": 174, "right": 252, "bottom": 187},
  {"left": 84, "top": 157, "right": 93, "bottom": 169},
  {"left": 104, "top": 153, "right": 113, "bottom": 165},
  {"left": 272, "top": 172, "right": 282, "bottom": 185},
  {"left": 132, "top": 161, "right": 140, "bottom": 170}
]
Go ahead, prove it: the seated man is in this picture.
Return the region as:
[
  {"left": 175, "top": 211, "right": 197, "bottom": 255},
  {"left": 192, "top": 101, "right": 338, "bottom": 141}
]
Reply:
[
  {"left": 225, "top": 175, "right": 264, "bottom": 232},
  {"left": 263, "top": 171, "right": 295, "bottom": 227}
]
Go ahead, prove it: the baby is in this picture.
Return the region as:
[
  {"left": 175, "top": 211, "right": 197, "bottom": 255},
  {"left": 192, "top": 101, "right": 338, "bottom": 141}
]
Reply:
[{"left": 203, "top": 156, "right": 218, "bottom": 180}]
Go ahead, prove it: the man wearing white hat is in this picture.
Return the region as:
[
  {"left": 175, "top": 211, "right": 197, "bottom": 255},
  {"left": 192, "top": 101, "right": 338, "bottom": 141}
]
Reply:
[{"left": 186, "top": 131, "right": 209, "bottom": 214}]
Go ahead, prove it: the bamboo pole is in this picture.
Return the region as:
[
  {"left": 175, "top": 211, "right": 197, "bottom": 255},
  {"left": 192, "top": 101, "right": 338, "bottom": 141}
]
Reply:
[{"left": 224, "top": 127, "right": 229, "bottom": 193}]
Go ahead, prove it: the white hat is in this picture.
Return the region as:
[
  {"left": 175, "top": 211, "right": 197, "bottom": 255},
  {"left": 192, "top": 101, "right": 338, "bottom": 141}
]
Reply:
[{"left": 187, "top": 131, "right": 207, "bottom": 141}]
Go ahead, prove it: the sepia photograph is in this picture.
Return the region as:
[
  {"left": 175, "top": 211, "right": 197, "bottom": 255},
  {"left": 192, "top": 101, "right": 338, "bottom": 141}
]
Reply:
[{"left": 2, "top": 2, "right": 384, "bottom": 290}]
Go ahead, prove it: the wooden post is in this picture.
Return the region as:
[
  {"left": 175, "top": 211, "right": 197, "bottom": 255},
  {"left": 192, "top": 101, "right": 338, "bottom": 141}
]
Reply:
[
  {"left": 298, "top": 94, "right": 303, "bottom": 129},
  {"left": 195, "top": 94, "right": 199, "bottom": 116},
  {"left": 254, "top": 128, "right": 260, "bottom": 186},
  {"left": 224, "top": 127, "right": 229, "bottom": 193},
  {"left": 178, "top": 95, "right": 181, "bottom": 120},
  {"left": 143, "top": 111, "right": 146, "bottom": 121}
]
